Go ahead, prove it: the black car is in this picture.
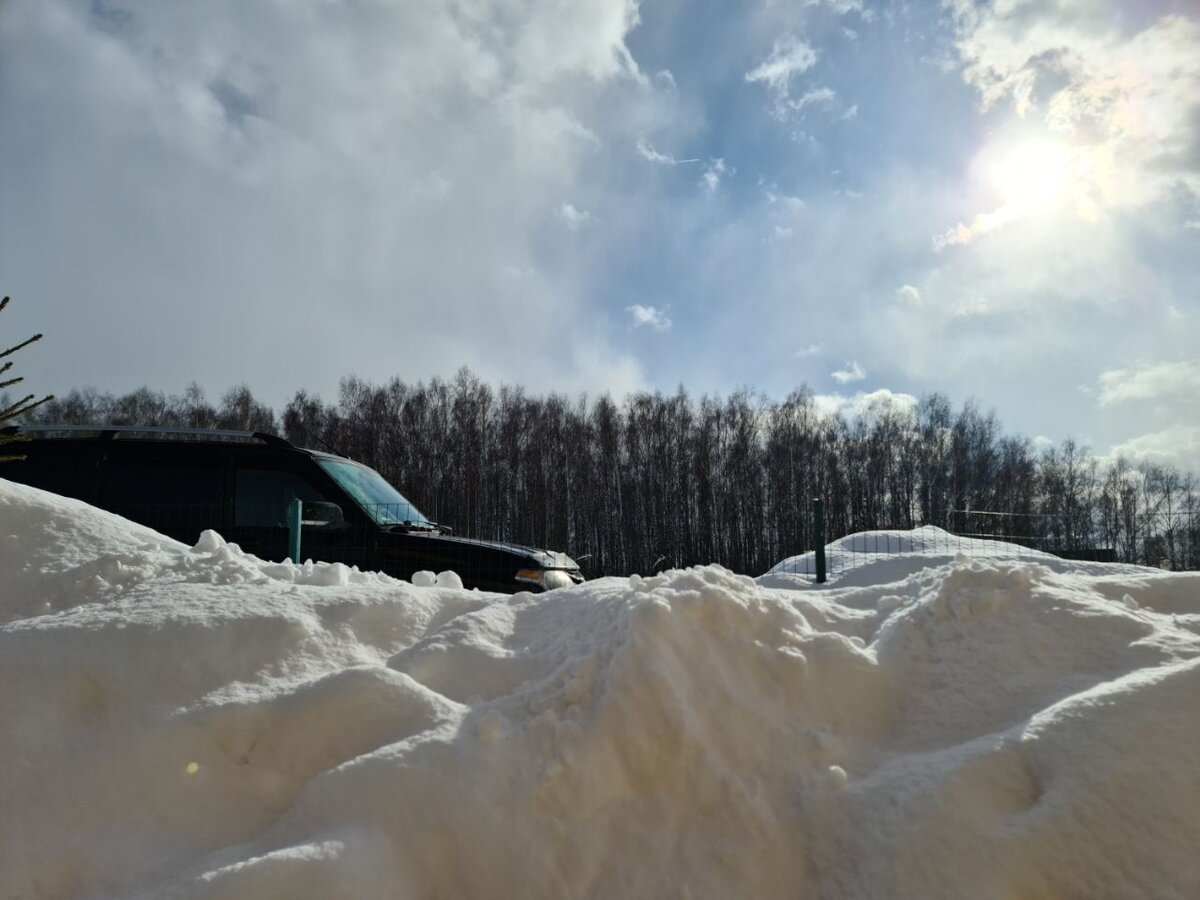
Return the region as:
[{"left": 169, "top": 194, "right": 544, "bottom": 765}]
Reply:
[{"left": 2, "top": 425, "right": 584, "bottom": 593}]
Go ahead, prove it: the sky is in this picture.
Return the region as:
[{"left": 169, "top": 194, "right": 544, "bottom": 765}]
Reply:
[{"left": 2, "top": 0, "right": 1198, "bottom": 470}]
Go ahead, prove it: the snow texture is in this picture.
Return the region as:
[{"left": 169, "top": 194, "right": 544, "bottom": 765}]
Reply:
[{"left": 2, "top": 479, "right": 1199, "bottom": 899}]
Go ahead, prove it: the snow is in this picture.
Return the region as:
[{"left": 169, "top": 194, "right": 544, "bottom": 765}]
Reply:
[
  {"left": 763, "top": 523, "right": 1154, "bottom": 588},
  {"left": 3, "top": 478, "right": 1200, "bottom": 899}
]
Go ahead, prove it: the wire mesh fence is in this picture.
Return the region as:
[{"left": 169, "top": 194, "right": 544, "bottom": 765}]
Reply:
[
  {"left": 946, "top": 509, "right": 1200, "bottom": 571},
  {"left": 6, "top": 423, "right": 1197, "bottom": 587},
  {"left": 766, "top": 508, "right": 1200, "bottom": 582},
  {"left": 120, "top": 498, "right": 1198, "bottom": 593}
]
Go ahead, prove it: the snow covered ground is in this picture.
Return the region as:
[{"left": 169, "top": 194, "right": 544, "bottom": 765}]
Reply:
[{"left": 3, "top": 479, "right": 1200, "bottom": 899}]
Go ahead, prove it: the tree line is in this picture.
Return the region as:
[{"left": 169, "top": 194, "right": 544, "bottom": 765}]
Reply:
[{"left": 22, "top": 370, "right": 1200, "bottom": 574}]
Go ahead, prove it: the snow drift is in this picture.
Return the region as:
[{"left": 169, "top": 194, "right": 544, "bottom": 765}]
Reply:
[{"left": 2, "top": 479, "right": 1199, "bottom": 899}]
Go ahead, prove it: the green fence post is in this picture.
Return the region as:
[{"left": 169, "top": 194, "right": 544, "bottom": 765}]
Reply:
[
  {"left": 288, "top": 498, "right": 303, "bottom": 563},
  {"left": 813, "top": 497, "right": 826, "bottom": 584}
]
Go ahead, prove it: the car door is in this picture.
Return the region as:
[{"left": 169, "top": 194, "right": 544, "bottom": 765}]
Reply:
[
  {"left": 93, "top": 441, "right": 231, "bottom": 545},
  {"left": 227, "top": 451, "right": 373, "bottom": 568},
  {"left": 4, "top": 439, "right": 104, "bottom": 502}
]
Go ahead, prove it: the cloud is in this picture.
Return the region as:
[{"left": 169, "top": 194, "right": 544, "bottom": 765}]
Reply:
[
  {"left": 700, "top": 158, "right": 728, "bottom": 193},
  {"left": 745, "top": 40, "right": 840, "bottom": 121},
  {"left": 841, "top": 103, "right": 858, "bottom": 120},
  {"left": 765, "top": 189, "right": 805, "bottom": 212},
  {"left": 816, "top": 0, "right": 866, "bottom": 14},
  {"left": 895, "top": 284, "right": 921, "bottom": 305},
  {"left": 830, "top": 360, "right": 866, "bottom": 384},
  {"left": 1107, "top": 426, "right": 1200, "bottom": 472},
  {"left": 744, "top": 36, "right": 818, "bottom": 95},
  {"left": 625, "top": 304, "right": 672, "bottom": 332},
  {"left": 947, "top": 3, "right": 1200, "bottom": 210},
  {"left": 791, "top": 87, "right": 836, "bottom": 112},
  {"left": 0, "top": 0, "right": 650, "bottom": 403},
  {"left": 654, "top": 69, "right": 677, "bottom": 91},
  {"left": 934, "top": 206, "right": 1021, "bottom": 250},
  {"left": 1096, "top": 361, "right": 1200, "bottom": 406},
  {"left": 635, "top": 138, "right": 700, "bottom": 166},
  {"left": 558, "top": 203, "right": 594, "bottom": 231},
  {"left": 795, "top": 343, "right": 823, "bottom": 358},
  {"left": 813, "top": 388, "right": 918, "bottom": 420}
]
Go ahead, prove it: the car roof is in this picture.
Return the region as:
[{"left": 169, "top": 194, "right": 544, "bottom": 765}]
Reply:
[{"left": 7, "top": 424, "right": 303, "bottom": 451}]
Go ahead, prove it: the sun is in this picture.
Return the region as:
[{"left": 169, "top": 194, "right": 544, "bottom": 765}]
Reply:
[{"left": 984, "top": 138, "right": 1074, "bottom": 214}]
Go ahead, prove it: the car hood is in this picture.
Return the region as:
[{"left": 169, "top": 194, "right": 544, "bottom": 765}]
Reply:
[{"left": 394, "top": 531, "right": 579, "bottom": 569}]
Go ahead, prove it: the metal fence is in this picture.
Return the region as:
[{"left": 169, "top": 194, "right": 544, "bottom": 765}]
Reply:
[
  {"left": 946, "top": 509, "right": 1200, "bottom": 572},
  {"left": 766, "top": 505, "right": 1200, "bottom": 583}
]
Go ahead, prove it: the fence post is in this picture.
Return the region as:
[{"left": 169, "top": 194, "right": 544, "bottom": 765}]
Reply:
[
  {"left": 813, "top": 497, "right": 826, "bottom": 584},
  {"left": 288, "top": 498, "right": 303, "bottom": 563}
]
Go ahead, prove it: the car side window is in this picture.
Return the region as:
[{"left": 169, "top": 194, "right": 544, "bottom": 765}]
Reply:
[
  {"left": 7, "top": 446, "right": 97, "bottom": 500},
  {"left": 235, "top": 468, "right": 329, "bottom": 527},
  {"left": 97, "top": 458, "right": 227, "bottom": 529}
]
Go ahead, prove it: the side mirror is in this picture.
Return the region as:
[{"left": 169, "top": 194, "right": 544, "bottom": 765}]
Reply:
[{"left": 302, "top": 501, "right": 345, "bottom": 529}]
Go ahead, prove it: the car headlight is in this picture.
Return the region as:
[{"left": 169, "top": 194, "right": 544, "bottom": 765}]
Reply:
[{"left": 515, "top": 568, "right": 574, "bottom": 590}]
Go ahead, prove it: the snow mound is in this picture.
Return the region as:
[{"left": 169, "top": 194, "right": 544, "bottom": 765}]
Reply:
[
  {"left": 3, "top": 479, "right": 1200, "bottom": 899},
  {"left": 763, "top": 523, "right": 1154, "bottom": 588}
]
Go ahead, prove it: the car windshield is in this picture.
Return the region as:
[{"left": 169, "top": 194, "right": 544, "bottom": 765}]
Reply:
[{"left": 317, "top": 458, "right": 433, "bottom": 527}]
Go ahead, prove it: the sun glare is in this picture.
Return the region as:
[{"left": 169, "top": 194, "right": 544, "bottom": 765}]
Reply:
[{"left": 985, "top": 138, "right": 1074, "bottom": 214}]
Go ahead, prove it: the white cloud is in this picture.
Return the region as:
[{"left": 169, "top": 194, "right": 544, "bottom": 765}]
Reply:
[
  {"left": 744, "top": 36, "right": 818, "bottom": 95},
  {"left": 934, "top": 206, "right": 1020, "bottom": 250},
  {"left": 1107, "top": 426, "right": 1200, "bottom": 473},
  {"left": 895, "top": 284, "right": 921, "bottom": 305},
  {"left": 1097, "top": 361, "right": 1200, "bottom": 406},
  {"left": 841, "top": 103, "right": 858, "bottom": 120},
  {"left": 947, "top": 3, "right": 1200, "bottom": 211},
  {"left": 558, "top": 203, "right": 594, "bottom": 232},
  {"left": 791, "top": 87, "right": 836, "bottom": 112},
  {"left": 625, "top": 304, "right": 672, "bottom": 332},
  {"left": 654, "top": 69, "right": 677, "bottom": 91},
  {"left": 815, "top": 0, "right": 866, "bottom": 13},
  {"left": 635, "top": 138, "right": 700, "bottom": 166},
  {"left": 0, "top": 0, "right": 651, "bottom": 403},
  {"left": 813, "top": 388, "right": 918, "bottom": 420},
  {"left": 701, "top": 158, "right": 728, "bottom": 194},
  {"left": 765, "top": 190, "right": 805, "bottom": 212},
  {"left": 795, "top": 343, "right": 823, "bottom": 358},
  {"left": 1185, "top": 219, "right": 1200, "bottom": 230},
  {"left": 746, "top": 39, "right": 839, "bottom": 122},
  {"left": 949, "top": 296, "right": 992, "bottom": 318},
  {"left": 830, "top": 360, "right": 867, "bottom": 384},
  {"left": 930, "top": 6, "right": 1200, "bottom": 255}
]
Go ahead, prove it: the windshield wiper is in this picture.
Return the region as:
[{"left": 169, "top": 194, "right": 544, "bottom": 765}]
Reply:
[
  {"left": 387, "top": 521, "right": 454, "bottom": 535},
  {"left": 386, "top": 522, "right": 435, "bottom": 534},
  {"left": 384, "top": 520, "right": 453, "bottom": 535}
]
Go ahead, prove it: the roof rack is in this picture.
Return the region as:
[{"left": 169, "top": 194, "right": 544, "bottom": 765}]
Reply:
[{"left": 3, "top": 424, "right": 293, "bottom": 448}]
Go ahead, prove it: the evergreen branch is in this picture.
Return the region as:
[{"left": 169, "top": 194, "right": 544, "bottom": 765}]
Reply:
[
  {"left": 0, "top": 393, "right": 54, "bottom": 424},
  {"left": 0, "top": 333, "right": 43, "bottom": 362}
]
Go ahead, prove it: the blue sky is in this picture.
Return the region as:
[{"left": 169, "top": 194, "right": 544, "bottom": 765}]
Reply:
[{"left": 2, "top": 0, "right": 1198, "bottom": 469}]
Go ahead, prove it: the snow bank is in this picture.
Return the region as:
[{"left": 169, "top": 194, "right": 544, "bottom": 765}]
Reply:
[
  {"left": 2, "top": 479, "right": 1199, "bottom": 899},
  {"left": 763, "top": 523, "right": 1153, "bottom": 588}
]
